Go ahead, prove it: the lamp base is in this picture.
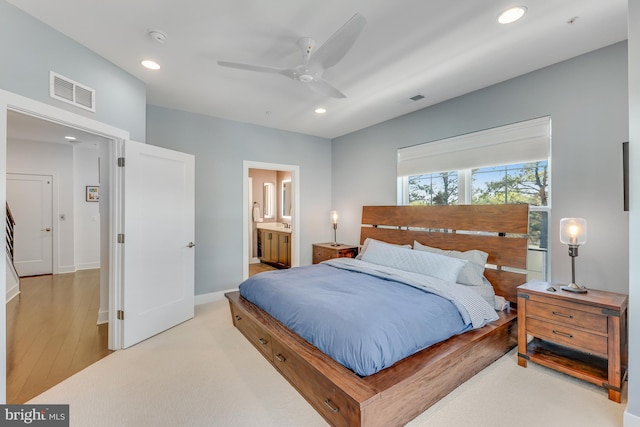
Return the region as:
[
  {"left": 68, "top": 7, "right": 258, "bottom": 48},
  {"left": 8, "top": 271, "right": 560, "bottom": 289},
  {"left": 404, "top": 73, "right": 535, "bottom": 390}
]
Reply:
[
  {"left": 330, "top": 242, "right": 340, "bottom": 247},
  {"left": 561, "top": 283, "right": 588, "bottom": 293}
]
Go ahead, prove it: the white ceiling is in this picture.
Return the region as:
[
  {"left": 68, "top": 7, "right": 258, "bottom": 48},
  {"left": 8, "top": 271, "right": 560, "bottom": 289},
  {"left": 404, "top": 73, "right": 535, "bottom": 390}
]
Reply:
[
  {"left": 7, "top": 110, "right": 111, "bottom": 148},
  {"left": 7, "top": 0, "right": 628, "bottom": 139}
]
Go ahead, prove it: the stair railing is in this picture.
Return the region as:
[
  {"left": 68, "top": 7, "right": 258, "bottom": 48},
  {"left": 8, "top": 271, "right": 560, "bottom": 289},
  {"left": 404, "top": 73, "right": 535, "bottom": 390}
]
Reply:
[{"left": 6, "top": 202, "right": 16, "bottom": 265}]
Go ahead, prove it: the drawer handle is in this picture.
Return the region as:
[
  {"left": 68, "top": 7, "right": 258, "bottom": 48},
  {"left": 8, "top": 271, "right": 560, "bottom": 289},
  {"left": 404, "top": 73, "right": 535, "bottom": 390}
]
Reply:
[
  {"left": 552, "top": 330, "right": 573, "bottom": 339},
  {"left": 258, "top": 337, "right": 268, "bottom": 345},
  {"left": 552, "top": 311, "right": 573, "bottom": 319},
  {"left": 234, "top": 315, "right": 242, "bottom": 321},
  {"left": 275, "top": 353, "right": 286, "bottom": 363},
  {"left": 324, "top": 399, "right": 339, "bottom": 413}
]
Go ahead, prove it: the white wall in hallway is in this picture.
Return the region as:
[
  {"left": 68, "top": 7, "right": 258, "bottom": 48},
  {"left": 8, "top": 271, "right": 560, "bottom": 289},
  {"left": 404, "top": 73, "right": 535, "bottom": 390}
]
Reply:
[
  {"left": 73, "top": 145, "right": 101, "bottom": 270},
  {"left": 7, "top": 138, "right": 101, "bottom": 272}
]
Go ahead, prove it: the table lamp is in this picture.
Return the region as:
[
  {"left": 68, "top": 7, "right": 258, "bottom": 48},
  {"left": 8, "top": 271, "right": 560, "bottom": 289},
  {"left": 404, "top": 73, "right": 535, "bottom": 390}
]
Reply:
[
  {"left": 330, "top": 210, "right": 339, "bottom": 246},
  {"left": 559, "top": 217, "right": 587, "bottom": 293}
]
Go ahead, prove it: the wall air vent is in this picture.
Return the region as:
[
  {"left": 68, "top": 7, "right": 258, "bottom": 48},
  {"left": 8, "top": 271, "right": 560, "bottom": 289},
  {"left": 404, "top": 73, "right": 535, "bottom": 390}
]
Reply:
[{"left": 50, "top": 71, "right": 96, "bottom": 112}]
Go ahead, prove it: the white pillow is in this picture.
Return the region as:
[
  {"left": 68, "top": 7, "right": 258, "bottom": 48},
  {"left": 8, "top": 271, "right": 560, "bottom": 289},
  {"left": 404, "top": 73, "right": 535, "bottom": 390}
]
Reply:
[
  {"left": 361, "top": 238, "right": 467, "bottom": 283},
  {"left": 413, "top": 241, "right": 488, "bottom": 286},
  {"left": 355, "top": 237, "right": 412, "bottom": 260}
]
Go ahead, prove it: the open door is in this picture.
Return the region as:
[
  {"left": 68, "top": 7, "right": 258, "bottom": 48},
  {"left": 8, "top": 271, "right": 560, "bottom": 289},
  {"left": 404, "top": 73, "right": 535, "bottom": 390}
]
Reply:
[{"left": 121, "top": 141, "right": 195, "bottom": 348}]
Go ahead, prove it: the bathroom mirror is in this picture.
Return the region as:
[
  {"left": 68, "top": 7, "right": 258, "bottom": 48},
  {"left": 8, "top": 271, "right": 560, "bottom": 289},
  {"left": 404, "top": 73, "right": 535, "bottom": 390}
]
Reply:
[
  {"left": 282, "top": 180, "right": 292, "bottom": 218},
  {"left": 263, "top": 182, "right": 273, "bottom": 218}
]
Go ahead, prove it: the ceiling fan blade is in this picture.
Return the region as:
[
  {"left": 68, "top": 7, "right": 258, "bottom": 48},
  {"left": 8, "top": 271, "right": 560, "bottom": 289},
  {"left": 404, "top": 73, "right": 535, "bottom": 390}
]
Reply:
[
  {"left": 310, "top": 13, "right": 366, "bottom": 71},
  {"left": 307, "top": 79, "right": 346, "bottom": 99},
  {"left": 217, "top": 61, "right": 294, "bottom": 78}
]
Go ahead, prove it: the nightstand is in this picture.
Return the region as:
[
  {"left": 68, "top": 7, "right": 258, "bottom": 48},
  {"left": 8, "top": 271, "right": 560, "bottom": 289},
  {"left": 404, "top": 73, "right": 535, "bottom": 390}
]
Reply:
[
  {"left": 517, "top": 282, "right": 628, "bottom": 402},
  {"left": 312, "top": 243, "right": 359, "bottom": 264}
]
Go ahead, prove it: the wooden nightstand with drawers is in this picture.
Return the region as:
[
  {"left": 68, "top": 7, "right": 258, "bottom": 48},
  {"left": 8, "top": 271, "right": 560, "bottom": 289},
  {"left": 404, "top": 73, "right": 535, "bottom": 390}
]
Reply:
[
  {"left": 517, "top": 282, "right": 628, "bottom": 402},
  {"left": 312, "top": 243, "right": 359, "bottom": 264}
]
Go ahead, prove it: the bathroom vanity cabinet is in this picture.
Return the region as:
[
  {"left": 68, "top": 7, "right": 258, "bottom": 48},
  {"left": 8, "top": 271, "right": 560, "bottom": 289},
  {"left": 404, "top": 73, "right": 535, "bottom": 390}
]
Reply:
[{"left": 258, "top": 229, "right": 291, "bottom": 268}]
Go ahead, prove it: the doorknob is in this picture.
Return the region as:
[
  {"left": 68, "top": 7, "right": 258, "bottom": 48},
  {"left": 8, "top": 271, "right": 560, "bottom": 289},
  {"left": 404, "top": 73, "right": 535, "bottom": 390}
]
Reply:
[
  {"left": 187, "top": 242, "right": 196, "bottom": 248},
  {"left": 42, "top": 228, "right": 51, "bottom": 232}
]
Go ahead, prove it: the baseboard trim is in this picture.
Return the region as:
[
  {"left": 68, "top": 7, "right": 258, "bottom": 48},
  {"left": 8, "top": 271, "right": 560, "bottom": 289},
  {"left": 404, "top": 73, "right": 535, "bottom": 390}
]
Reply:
[
  {"left": 5, "top": 287, "right": 19, "bottom": 303},
  {"left": 195, "top": 288, "right": 238, "bottom": 306},
  {"left": 77, "top": 262, "right": 101, "bottom": 270},
  {"left": 57, "top": 265, "right": 76, "bottom": 274},
  {"left": 625, "top": 410, "right": 640, "bottom": 427},
  {"left": 97, "top": 309, "right": 109, "bottom": 325}
]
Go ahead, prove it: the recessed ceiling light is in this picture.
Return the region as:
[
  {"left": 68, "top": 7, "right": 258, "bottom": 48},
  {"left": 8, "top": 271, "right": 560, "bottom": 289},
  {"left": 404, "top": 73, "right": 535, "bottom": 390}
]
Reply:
[
  {"left": 315, "top": 107, "right": 326, "bottom": 114},
  {"left": 64, "top": 136, "right": 76, "bottom": 140},
  {"left": 498, "top": 6, "right": 527, "bottom": 24},
  {"left": 141, "top": 60, "right": 161, "bottom": 70}
]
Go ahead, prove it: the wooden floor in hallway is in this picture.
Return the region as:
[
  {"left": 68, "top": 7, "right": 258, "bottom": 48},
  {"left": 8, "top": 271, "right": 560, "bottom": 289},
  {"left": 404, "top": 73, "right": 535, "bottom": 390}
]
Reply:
[
  {"left": 248, "top": 261, "right": 278, "bottom": 277},
  {"left": 6, "top": 269, "right": 113, "bottom": 403}
]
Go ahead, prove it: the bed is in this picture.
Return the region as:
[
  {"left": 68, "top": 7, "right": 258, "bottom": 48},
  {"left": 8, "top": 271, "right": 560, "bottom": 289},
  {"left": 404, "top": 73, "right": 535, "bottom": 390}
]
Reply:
[{"left": 225, "top": 204, "right": 529, "bottom": 426}]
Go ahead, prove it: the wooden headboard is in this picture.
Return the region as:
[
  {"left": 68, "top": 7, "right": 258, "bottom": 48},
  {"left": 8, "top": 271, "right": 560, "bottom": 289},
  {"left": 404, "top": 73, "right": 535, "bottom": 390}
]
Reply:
[{"left": 360, "top": 205, "right": 529, "bottom": 304}]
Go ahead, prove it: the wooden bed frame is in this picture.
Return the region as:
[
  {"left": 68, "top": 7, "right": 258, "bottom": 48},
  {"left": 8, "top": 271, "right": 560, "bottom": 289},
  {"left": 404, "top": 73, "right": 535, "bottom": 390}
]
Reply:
[{"left": 226, "top": 204, "right": 529, "bottom": 426}]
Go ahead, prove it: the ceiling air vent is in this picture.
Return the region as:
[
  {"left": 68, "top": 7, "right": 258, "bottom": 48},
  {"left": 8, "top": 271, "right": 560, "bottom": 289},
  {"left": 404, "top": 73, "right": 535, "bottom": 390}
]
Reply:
[
  {"left": 50, "top": 71, "right": 96, "bottom": 112},
  {"left": 409, "top": 94, "right": 425, "bottom": 102}
]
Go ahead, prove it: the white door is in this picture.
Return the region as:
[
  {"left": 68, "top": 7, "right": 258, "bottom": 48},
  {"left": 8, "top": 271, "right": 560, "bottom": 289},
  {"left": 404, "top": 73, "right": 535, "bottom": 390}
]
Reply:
[
  {"left": 6, "top": 174, "right": 53, "bottom": 277},
  {"left": 122, "top": 141, "right": 195, "bottom": 348}
]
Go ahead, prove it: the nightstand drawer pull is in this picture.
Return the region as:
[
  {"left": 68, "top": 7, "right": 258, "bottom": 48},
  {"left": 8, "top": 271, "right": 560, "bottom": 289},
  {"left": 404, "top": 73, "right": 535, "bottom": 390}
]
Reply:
[
  {"left": 275, "top": 353, "right": 286, "bottom": 363},
  {"left": 552, "top": 311, "right": 573, "bottom": 319},
  {"left": 552, "top": 330, "right": 573, "bottom": 339},
  {"left": 234, "top": 314, "right": 242, "bottom": 321},
  {"left": 324, "top": 399, "right": 339, "bottom": 413},
  {"left": 258, "top": 337, "right": 268, "bottom": 345}
]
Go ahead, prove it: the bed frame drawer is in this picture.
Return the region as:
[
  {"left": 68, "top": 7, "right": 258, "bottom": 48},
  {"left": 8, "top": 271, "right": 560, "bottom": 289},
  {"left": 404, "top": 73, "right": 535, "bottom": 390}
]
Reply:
[
  {"left": 272, "top": 340, "right": 359, "bottom": 426},
  {"left": 230, "top": 303, "right": 273, "bottom": 361}
]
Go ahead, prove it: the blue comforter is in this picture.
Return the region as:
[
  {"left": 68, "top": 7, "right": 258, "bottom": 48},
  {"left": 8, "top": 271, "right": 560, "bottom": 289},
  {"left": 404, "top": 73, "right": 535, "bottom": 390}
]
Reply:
[{"left": 239, "top": 260, "right": 477, "bottom": 376}]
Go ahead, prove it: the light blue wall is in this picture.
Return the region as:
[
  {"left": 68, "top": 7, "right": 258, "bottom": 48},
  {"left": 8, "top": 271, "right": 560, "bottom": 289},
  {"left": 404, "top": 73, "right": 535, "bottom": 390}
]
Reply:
[
  {"left": 0, "top": 0, "right": 146, "bottom": 141},
  {"left": 146, "top": 105, "right": 332, "bottom": 295},
  {"left": 333, "top": 42, "right": 629, "bottom": 295},
  {"left": 626, "top": 0, "right": 639, "bottom": 423}
]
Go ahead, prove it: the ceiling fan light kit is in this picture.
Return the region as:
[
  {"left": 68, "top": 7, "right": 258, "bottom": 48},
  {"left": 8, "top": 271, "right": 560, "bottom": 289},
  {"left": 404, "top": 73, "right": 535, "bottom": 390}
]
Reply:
[{"left": 217, "top": 13, "right": 366, "bottom": 98}]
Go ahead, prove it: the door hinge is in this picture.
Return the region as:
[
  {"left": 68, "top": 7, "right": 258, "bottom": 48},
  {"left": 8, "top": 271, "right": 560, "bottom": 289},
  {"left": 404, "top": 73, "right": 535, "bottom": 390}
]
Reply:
[
  {"left": 117, "top": 310, "right": 124, "bottom": 320},
  {"left": 117, "top": 157, "right": 125, "bottom": 167},
  {"left": 117, "top": 233, "right": 125, "bottom": 243}
]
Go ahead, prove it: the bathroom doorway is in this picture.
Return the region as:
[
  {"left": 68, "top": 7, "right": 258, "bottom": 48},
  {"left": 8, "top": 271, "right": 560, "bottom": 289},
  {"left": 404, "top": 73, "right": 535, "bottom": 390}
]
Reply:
[{"left": 243, "top": 161, "right": 300, "bottom": 281}]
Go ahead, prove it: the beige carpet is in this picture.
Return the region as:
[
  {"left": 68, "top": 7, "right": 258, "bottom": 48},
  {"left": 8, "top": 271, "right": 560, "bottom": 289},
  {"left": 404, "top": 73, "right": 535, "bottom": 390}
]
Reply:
[{"left": 30, "top": 300, "right": 626, "bottom": 426}]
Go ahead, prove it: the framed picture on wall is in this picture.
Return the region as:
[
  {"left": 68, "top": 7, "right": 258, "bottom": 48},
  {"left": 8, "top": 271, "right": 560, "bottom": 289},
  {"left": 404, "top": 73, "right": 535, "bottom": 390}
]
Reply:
[{"left": 86, "top": 185, "right": 99, "bottom": 202}]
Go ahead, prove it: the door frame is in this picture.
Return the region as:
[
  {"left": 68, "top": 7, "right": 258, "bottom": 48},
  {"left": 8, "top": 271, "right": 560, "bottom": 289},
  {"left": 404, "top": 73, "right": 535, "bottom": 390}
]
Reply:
[
  {"left": 243, "top": 161, "right": 300, "bottom": 280},
  {"left": 0, "top": 89, "right": 131, "bottom": 400}
]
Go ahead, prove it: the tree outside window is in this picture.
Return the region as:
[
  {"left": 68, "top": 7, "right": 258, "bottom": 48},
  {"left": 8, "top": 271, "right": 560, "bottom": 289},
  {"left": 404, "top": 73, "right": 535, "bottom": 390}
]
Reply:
[
  {"left": 406, "top": 160, "right": 549, "bottom": 279},
  {"left": 472, "top": 161, "right": 548, "bottom": 249},
  {"left": 408, "top": 171, "right": 458, "bottom": 206}
]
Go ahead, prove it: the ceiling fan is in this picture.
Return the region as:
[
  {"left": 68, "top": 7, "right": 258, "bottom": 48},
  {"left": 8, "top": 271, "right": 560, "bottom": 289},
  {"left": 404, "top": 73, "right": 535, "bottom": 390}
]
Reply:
[{"left": 217, "top": 13, "right": 366, "bottom": 99}]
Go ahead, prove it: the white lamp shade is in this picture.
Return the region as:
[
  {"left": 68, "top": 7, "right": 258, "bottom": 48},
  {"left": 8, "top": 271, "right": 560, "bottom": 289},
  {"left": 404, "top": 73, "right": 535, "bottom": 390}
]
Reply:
[
  {"left": 560, "top": 218, "right": 587, "bottom": 245},
  {"left": 330, "top": 210, "right": 338, "bottom": 224}
]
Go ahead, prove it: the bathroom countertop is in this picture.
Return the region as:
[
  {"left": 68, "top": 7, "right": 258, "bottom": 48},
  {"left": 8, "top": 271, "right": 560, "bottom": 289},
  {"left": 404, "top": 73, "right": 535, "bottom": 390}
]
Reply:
[{"left": 256, "top": 222, "right": 292, "bottom": 233}]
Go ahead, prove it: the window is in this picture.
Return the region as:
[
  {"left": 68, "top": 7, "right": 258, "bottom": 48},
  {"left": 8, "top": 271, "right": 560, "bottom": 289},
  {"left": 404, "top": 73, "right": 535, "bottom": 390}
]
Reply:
[
  {"left": 408, "top": 171, "right": 458, "bottom": 205},
  {"left": 398, "top": 117, "right": 551, "bottom": 280},
  {"left": 471, "top": 162, "right": 548, "bottom": 206}
]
